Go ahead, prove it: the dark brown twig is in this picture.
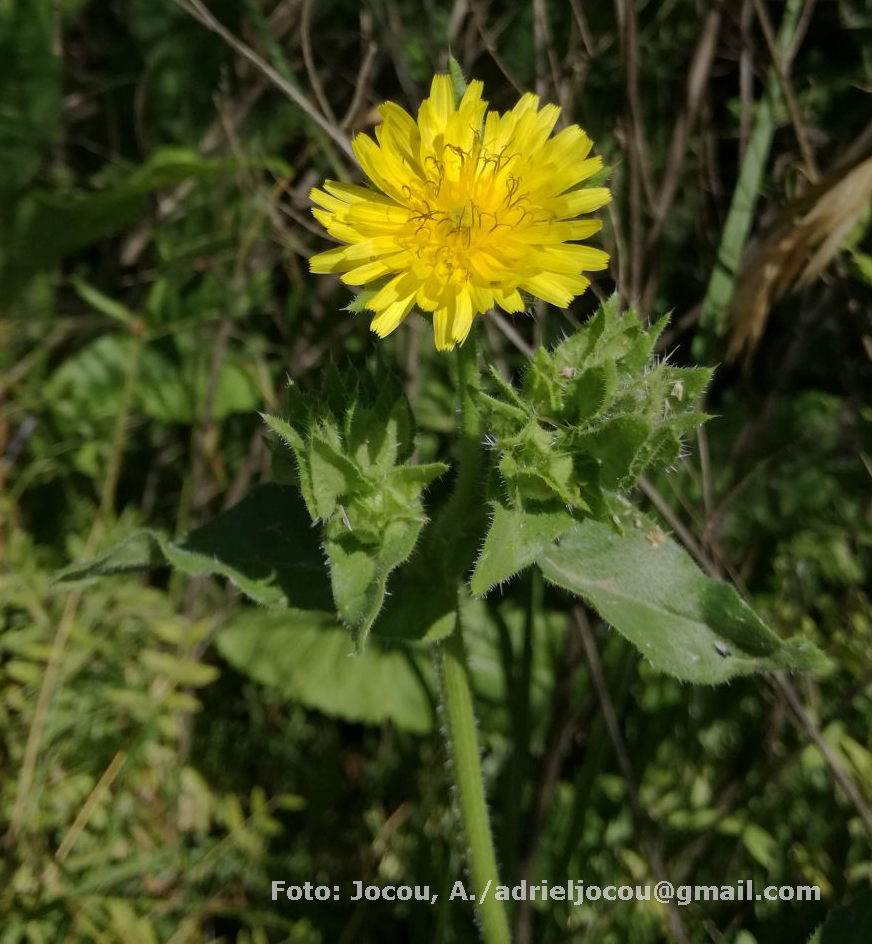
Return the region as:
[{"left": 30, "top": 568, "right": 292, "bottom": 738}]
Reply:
[
  {"left": 167, "top": 0, "right": 354, "bottom": 159},
  {"left": 641, "top": 0, "right": 725, "bottom": 309},
  {"left": 751, "top": 0, "right": 819, "bottom": 181},
  {"left": 613, "top": 0, "right": 653, "bottom": 301},
  {"left": 772, "top": 673, "right": 872, "bottom": 839},
  {"left": 301, "top": 0, "right": 338, "bottom": 124},
  {"left": 340, "top": 10, "right": 378, "bottom": 129},
  {"left": 468, "top": 0, "right": 524, "bottom": 94}
]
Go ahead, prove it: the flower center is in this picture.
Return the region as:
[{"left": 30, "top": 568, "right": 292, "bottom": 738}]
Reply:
[
  {"left": 397, "top": 142, "right": 542, "bottom": 283},
  {"left": 448, "top": 204, "right": 470, "bottom": 226}
]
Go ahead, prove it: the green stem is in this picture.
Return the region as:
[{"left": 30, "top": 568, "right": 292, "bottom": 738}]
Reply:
[
  {"left": 435, "top": 332, "right": 510, "bottom": 944},
  {"left": 437, "top": 620, "right": 510, "bottom": 944},
  {"left": 451, "top": 330, "right": 483, "bottom": 516},
  {"left": 432, "top": 330, "right": 484, "bottom": 562}
]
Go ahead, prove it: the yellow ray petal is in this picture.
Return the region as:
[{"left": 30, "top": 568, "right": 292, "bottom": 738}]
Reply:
[
  {"left": 459, "top": 79, "right": 484, "bottom": 108},
  {"left": 493, "top": 287, "right": 525, "bottom": 313},
  {"left": 311, "top": 207, "right": 335, "bottom": 229},
  {"left": 566, "top": 219, "right": 603, "bottom": 241},
  {"left": 553, "top": 156, "right": 604, "bottom": 195},
  {"left": 433, "top": 302, "right": 455, "bottom": 350},
  {"left": 427, "top": 74, "right": 455, "bottom": 127},
  {"left": 310, "top": 187, "right": 348, "bottom": 214},
  {"left": 512, "top": 103, "right": 560, "bottom": 155},
  {"left": 345, "top": 202, "right": 409, "bottom": 228},
  {"left": 415, "top": 273, "right": 444, "bottom": 312},
  {"left": 375, "top": 102, "right": 421, "bottom": 167},
  {"left": 572, "top": 247, "right": 610, "bottom": 271},
  {"left": 342, "top": 236, "right": 402, "bottom": 261},
  {"left": 321, "top": 180, "right": 387, "bottom": 203},
  {"left": 512, "top": 93, "right": 540, "bottom": 117},
  {"left": 468, "top": 283, "right": 494, "bottom": 314},
  {"left": 368, "top": 270, "right": 421, "bottom": 310},
  {"left": 341, "top": 258, "right": 396, "bottom": 285},
  {"left": 541, "top": 125, "right": 593, "bottom": 166},
  {"left": 523, "top": 272, "right": 590, "bottom": 307},
  {"left": 451, "top": 290, "right": 474, "bottom": 342},
  {"left": 550, "top": 187, "right": 612, "bottom": 218},
  {"left": 531, "top": 244, "right": 610, "bottom": 274},
  {"left": 322, "top": 220, "right": 368, "bottom": 244},
  {"left": 371, "top": 294, "right": 416, "bottom": 338},
  {"left": 310, "top": 246, "right": 356, "bottom": 274},
  {"left": 352, "top": 134, "right": 412, "bottom": 204}
]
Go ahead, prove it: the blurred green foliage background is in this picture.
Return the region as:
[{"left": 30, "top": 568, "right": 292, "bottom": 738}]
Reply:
[{"left": 1, "top": 0, "right": 872, "bottom": 942}]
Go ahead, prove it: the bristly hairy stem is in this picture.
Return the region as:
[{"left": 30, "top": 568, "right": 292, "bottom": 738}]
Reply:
[
  {"left": 435, "top": 331, "right": 510, "bottom": 944},
  {"left": 431, "top": 329, "right": 484, "bottom": 560},
  {"left": 437, "top": 616, "right": 511, "bottom": 944},
  {"left": 451, "top": 329, "right": 483, "bottom": 528}
]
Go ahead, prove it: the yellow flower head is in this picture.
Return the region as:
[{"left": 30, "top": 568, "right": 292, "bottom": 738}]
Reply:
[{"left": 310, "top": 74, "right": 611, "bottom": 350}]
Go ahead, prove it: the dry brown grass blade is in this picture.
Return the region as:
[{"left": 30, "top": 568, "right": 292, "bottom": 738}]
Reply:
[{"left": 726, "top": 152, "right": 872, "bottom": 361}]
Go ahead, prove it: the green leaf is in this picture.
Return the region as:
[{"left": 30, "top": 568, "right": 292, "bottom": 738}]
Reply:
[
  {"left": 308, "top": 434, "right": 365, "bottom": 519},
  {"left": 216, "top": 610, "right": 435, "bottom": 734},
  {"left": 573, "top": 415, "right": 651, "bottom": 490},
  {"left": 262, "top": 413, "right": 314, "bottom": 513},
  {"left": 388, "top": 463, "right": 449, "bottom": 491},
  {"left": 45, "top": 334, "right": 261, "bottom": 432},
  {"left": 347, "top": 391, "right": 414, "bottom": 473},
  {"left": 139, "top": 339, "right": 261, "bottom": 424},
  {"left": 667, "top": 366, "right": 712, "bottom": 404},
  {"left": 617, "top": 312, "right": 668, "bottom": 375},
  {"left": 562, "top": 362, "right": 618, "bottom": 424},
  {"left": 260, "top": 412, "right": 304, "bottom": 454},
  {"left": 72, "top": 277, "right": 138, "bottom": 326},
  {"left": 481, "top": 300, "right": 713, "bottom": 519},
  {"left": 447, "top": 54, "right": 468, "bottom": 104},
  {"left": 522, "top": 347, "right": 563, "bottom": 416},
  {"left": 0, "top": 0, "right": 60, "bottom": 199},
  {"left": 741, "top": 823, "right": 776, "bottom": 869},
  {"left": 325, "top": 517, "right": 423, "bottom": 648},
  {"left": 58, "top": 484, "right": 333, "bottom": 612},
  {"left": 471, "top": 501, "right": 576, "bottom": 596},
  {"left": 585, "top": 162, "right": 613, "bottom": 188},
  {"left": 139, "top": 650, "right": 220, "bottom": 688},
  {"left": 850, "top": 248, "right": 872, "bottom": 286},
  {"left": 486, "top": 364, "right": 529, "bottom": 413},
  {"left": 262, "top": 375, "right": 446, "bottom": 647},
  {"left": 809, "top": 888, "right": 872, "bottom": 944},
  {"left": 3, "top": 147, "right": 280, "bottom": 297},
  {"left": 373, "top": 568, "right": 459, "bottom": 643},
  {"left": 537, "top": 513, "right": 827, "bottom": 683},
  {"left": 343, "top": 285, "right": 383, "bottom": 313}
]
